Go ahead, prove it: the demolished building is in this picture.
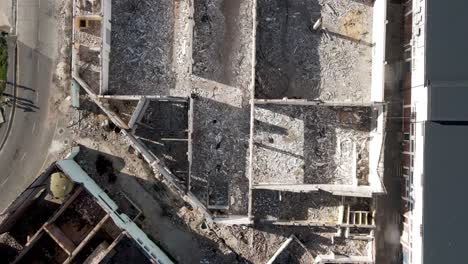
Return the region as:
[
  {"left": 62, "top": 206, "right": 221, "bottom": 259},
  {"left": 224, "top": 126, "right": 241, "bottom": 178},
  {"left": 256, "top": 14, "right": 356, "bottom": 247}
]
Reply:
[
  {"left": 0, "top": 147, "right": 173, "bottom": 264},
  {"left": 70, "top": 0, "right": 388, "bottom": 263}
]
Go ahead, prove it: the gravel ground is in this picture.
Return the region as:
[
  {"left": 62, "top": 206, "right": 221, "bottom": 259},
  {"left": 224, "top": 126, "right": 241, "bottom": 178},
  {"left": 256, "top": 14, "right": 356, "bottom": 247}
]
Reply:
[{"left": 255, "top": 0, "right": 373, "bottom": 102}]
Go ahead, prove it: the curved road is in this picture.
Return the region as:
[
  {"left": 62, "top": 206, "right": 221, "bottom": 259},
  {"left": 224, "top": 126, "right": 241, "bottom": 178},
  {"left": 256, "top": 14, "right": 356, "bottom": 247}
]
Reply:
[{"left": 0, "top": 0, "right": 60, "bottom": 212}]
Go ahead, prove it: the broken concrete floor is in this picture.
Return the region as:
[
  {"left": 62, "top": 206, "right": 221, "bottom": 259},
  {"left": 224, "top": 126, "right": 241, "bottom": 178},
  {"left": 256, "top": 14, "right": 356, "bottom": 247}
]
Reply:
[
  {"left": 253, "top": 104, "right": 372, "bottom": 185},
  {"left": 109, "top": 0, "right": 175, "bottom": 95},
  {"left": 255, "top": 0, "right": 373, "bottom": 102}
]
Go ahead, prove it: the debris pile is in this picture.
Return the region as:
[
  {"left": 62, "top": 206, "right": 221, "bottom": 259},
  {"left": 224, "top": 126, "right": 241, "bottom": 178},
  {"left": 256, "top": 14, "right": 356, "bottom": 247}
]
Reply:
[
  {"left": 76, "top": 0, "right": 101, "bottom": 15},
  {"left": 253, "top": 105, "right": 372, "bottom": 185},
  {"left": 256, "top": 0, "right": 373, "bottom": 102},
  {"left": 0, "top": 233, "right": 23, "bottom": 262},
  {"left": 109, "top": 0, "right": 175, "bottom": 95},
  {"left": 253, "top": 190, "right": 342, "bottom": 223},
  {"left": 191, "top": 82, "right": 250, "bottom": 214},
  {"left": 193, "top": 0, "right": 254, "bottom": 90}
]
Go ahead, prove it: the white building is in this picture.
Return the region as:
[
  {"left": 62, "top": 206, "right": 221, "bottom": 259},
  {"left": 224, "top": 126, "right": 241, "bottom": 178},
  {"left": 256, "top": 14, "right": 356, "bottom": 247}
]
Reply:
[{"left": 401, "top": 1, "right": 468, "bottom": 263}]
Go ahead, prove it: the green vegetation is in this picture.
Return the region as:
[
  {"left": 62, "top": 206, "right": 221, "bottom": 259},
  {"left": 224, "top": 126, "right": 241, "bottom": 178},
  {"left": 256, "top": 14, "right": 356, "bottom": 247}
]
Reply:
[{"left": 0, "top": 36, "right": 7, "bottom": 95}]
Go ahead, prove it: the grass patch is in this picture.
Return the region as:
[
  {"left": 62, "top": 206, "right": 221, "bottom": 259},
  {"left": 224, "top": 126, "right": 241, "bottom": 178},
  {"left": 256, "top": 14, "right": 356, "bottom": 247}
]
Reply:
[{"left": 0, "top": 36, "right": 7, "bottom": 95}]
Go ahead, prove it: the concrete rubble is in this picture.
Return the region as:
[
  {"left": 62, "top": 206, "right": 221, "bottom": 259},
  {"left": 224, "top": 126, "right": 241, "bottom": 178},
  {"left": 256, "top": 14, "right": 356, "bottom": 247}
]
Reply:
[
  {"left": 109, "top": 0, "right": 175, "bottom": 95},
  {"left": 253, "top": 105, "right": 372, "bottom": 185},
  {"left": 256, "top": 0, "right": 373, "bottom": 102}
]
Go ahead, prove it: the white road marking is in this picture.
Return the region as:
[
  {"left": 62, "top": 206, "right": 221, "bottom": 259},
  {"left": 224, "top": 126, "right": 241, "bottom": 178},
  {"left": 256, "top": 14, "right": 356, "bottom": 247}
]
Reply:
[
  {"left": 21, "top": 152, "right": 27, "bottom": 161},
  {"left": 36, "top": 91, "right": 39, "bottom": 103},
  {"left": 32, "top": 121, "right": 36, "bottom": 133},
  {"left": 0, "top": 178, "right": 9, "bottom": 188}
]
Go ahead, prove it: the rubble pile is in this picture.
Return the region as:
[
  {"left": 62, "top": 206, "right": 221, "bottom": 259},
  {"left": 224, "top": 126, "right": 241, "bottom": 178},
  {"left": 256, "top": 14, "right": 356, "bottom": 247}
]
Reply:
[
  {"left": 109, "top": 0, "right": 175, "bottom": 95},
  {"left": 256, "top": 0, "right": 372, "bottom": 102},
  {"left": 76, "top": 0, "right": 101, "bottom": 15},
  {"left": 252, "top": 190, "right": 341, "bottom": 223},
  {"left": 253, "top": 105, "right": 372, "bottom": 185},
  {"left": 67, "top": 192, "right": 106, "bottom": 225},
  {"left": 0, "top": 233, "right": 23, "bottom": 262},
  {"left": 190, "top": 82, "right": 250, "bottom": 214},
  {"left": 192, "top": 0, "right": 254, "bottom": 90},
  {"left": 75, "top": 20, "right": 101, "bottom": 48}
]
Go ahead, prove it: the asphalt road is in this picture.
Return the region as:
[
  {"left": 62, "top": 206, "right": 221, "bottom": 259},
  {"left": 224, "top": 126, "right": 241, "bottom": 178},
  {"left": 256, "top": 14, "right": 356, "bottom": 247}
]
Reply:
[{"left": 0, "top": 0, "right": 59, "bottom": 212}]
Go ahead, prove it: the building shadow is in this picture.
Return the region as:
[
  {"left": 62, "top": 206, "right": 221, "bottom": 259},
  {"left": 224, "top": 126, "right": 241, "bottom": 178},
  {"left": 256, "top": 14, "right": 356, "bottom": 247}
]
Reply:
[
  {"left": 5, "top": 82, "right": 35, "bottom": 92},
  {"left": 133, "top": 100, "right": 189, "bottom": 184},
  {"left": 192, "top": 0, "right": 250, "bottom": 89},
  {"left": 255, "top": 0, "right": 322, "bottom": 99},
  {"left": 191, "top": 96, "right": 250, "bottom": 213},
  {"left": 1, "top": 92, "right": 40, "bottom": 113}
]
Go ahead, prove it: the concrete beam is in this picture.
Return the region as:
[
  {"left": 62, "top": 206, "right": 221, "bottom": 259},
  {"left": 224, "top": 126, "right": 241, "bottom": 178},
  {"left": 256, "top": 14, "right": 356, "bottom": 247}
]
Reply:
[
  {"left": 314, "top": 255, "right": 373, "bottom": 264},
  {"left": 254, "top": 99, "right": 383, "bottom": 107},
  {"left": 75, "top": 15, "right": 102, "bottom": 20},
  {"left": 97, "top": 95, "right": 189, "bottom": 103},
  {"left": 128, "top": 98, "right": 149, "bottom": 129},
  {"left": 252, "top": 184, "right": 376, "bottom": 198},
  {"left": 73, "top": 75, "right": 130, "bottom": 129},
  {"left": 187, "top": 96, "right": 194, "bottom": 192},
  {"left": 368, "top": 104, "right": 386, "bottom": 194},
  {"left": 0, "top": 11, "right": 10, "bottom": 33},
  {"left": 65, "top": 214, "right": 111, "bottom": 263},
  {"left": 100, "top": 0, "right": 111, "bottom": 95},
  {"left": 267, "top": 235, "right": 313, "bottom": 264},
  {"left": 212, "top": 215, "right": 252, "bottom": 225},
  {"left": 266, "top": 235, "right": 294, "bottom": 264},
  {"left": 261, "top": 220, "right": 375, "bottom": 229}
]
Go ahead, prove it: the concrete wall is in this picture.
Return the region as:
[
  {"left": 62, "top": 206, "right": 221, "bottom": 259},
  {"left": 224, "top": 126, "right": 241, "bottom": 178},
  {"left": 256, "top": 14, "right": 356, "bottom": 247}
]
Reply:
[
  {"left": 371, "top": 0, "right": 388, "bottom": 102},
  {"left": 368, "top": 0, "right": 388, "bottom": 196},
  {"left": 100, "top": 0, "right": 112, "bottom": 95},
  {"left": 368, "top": 105, "right": 385, "bottom": 194}
]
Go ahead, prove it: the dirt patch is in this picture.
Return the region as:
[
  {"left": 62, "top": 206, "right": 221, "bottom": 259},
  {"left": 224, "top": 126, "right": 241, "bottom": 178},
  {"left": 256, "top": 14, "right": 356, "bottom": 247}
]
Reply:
[{"left": 340, "top": 10, "right": 366, "bottom": 39}]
